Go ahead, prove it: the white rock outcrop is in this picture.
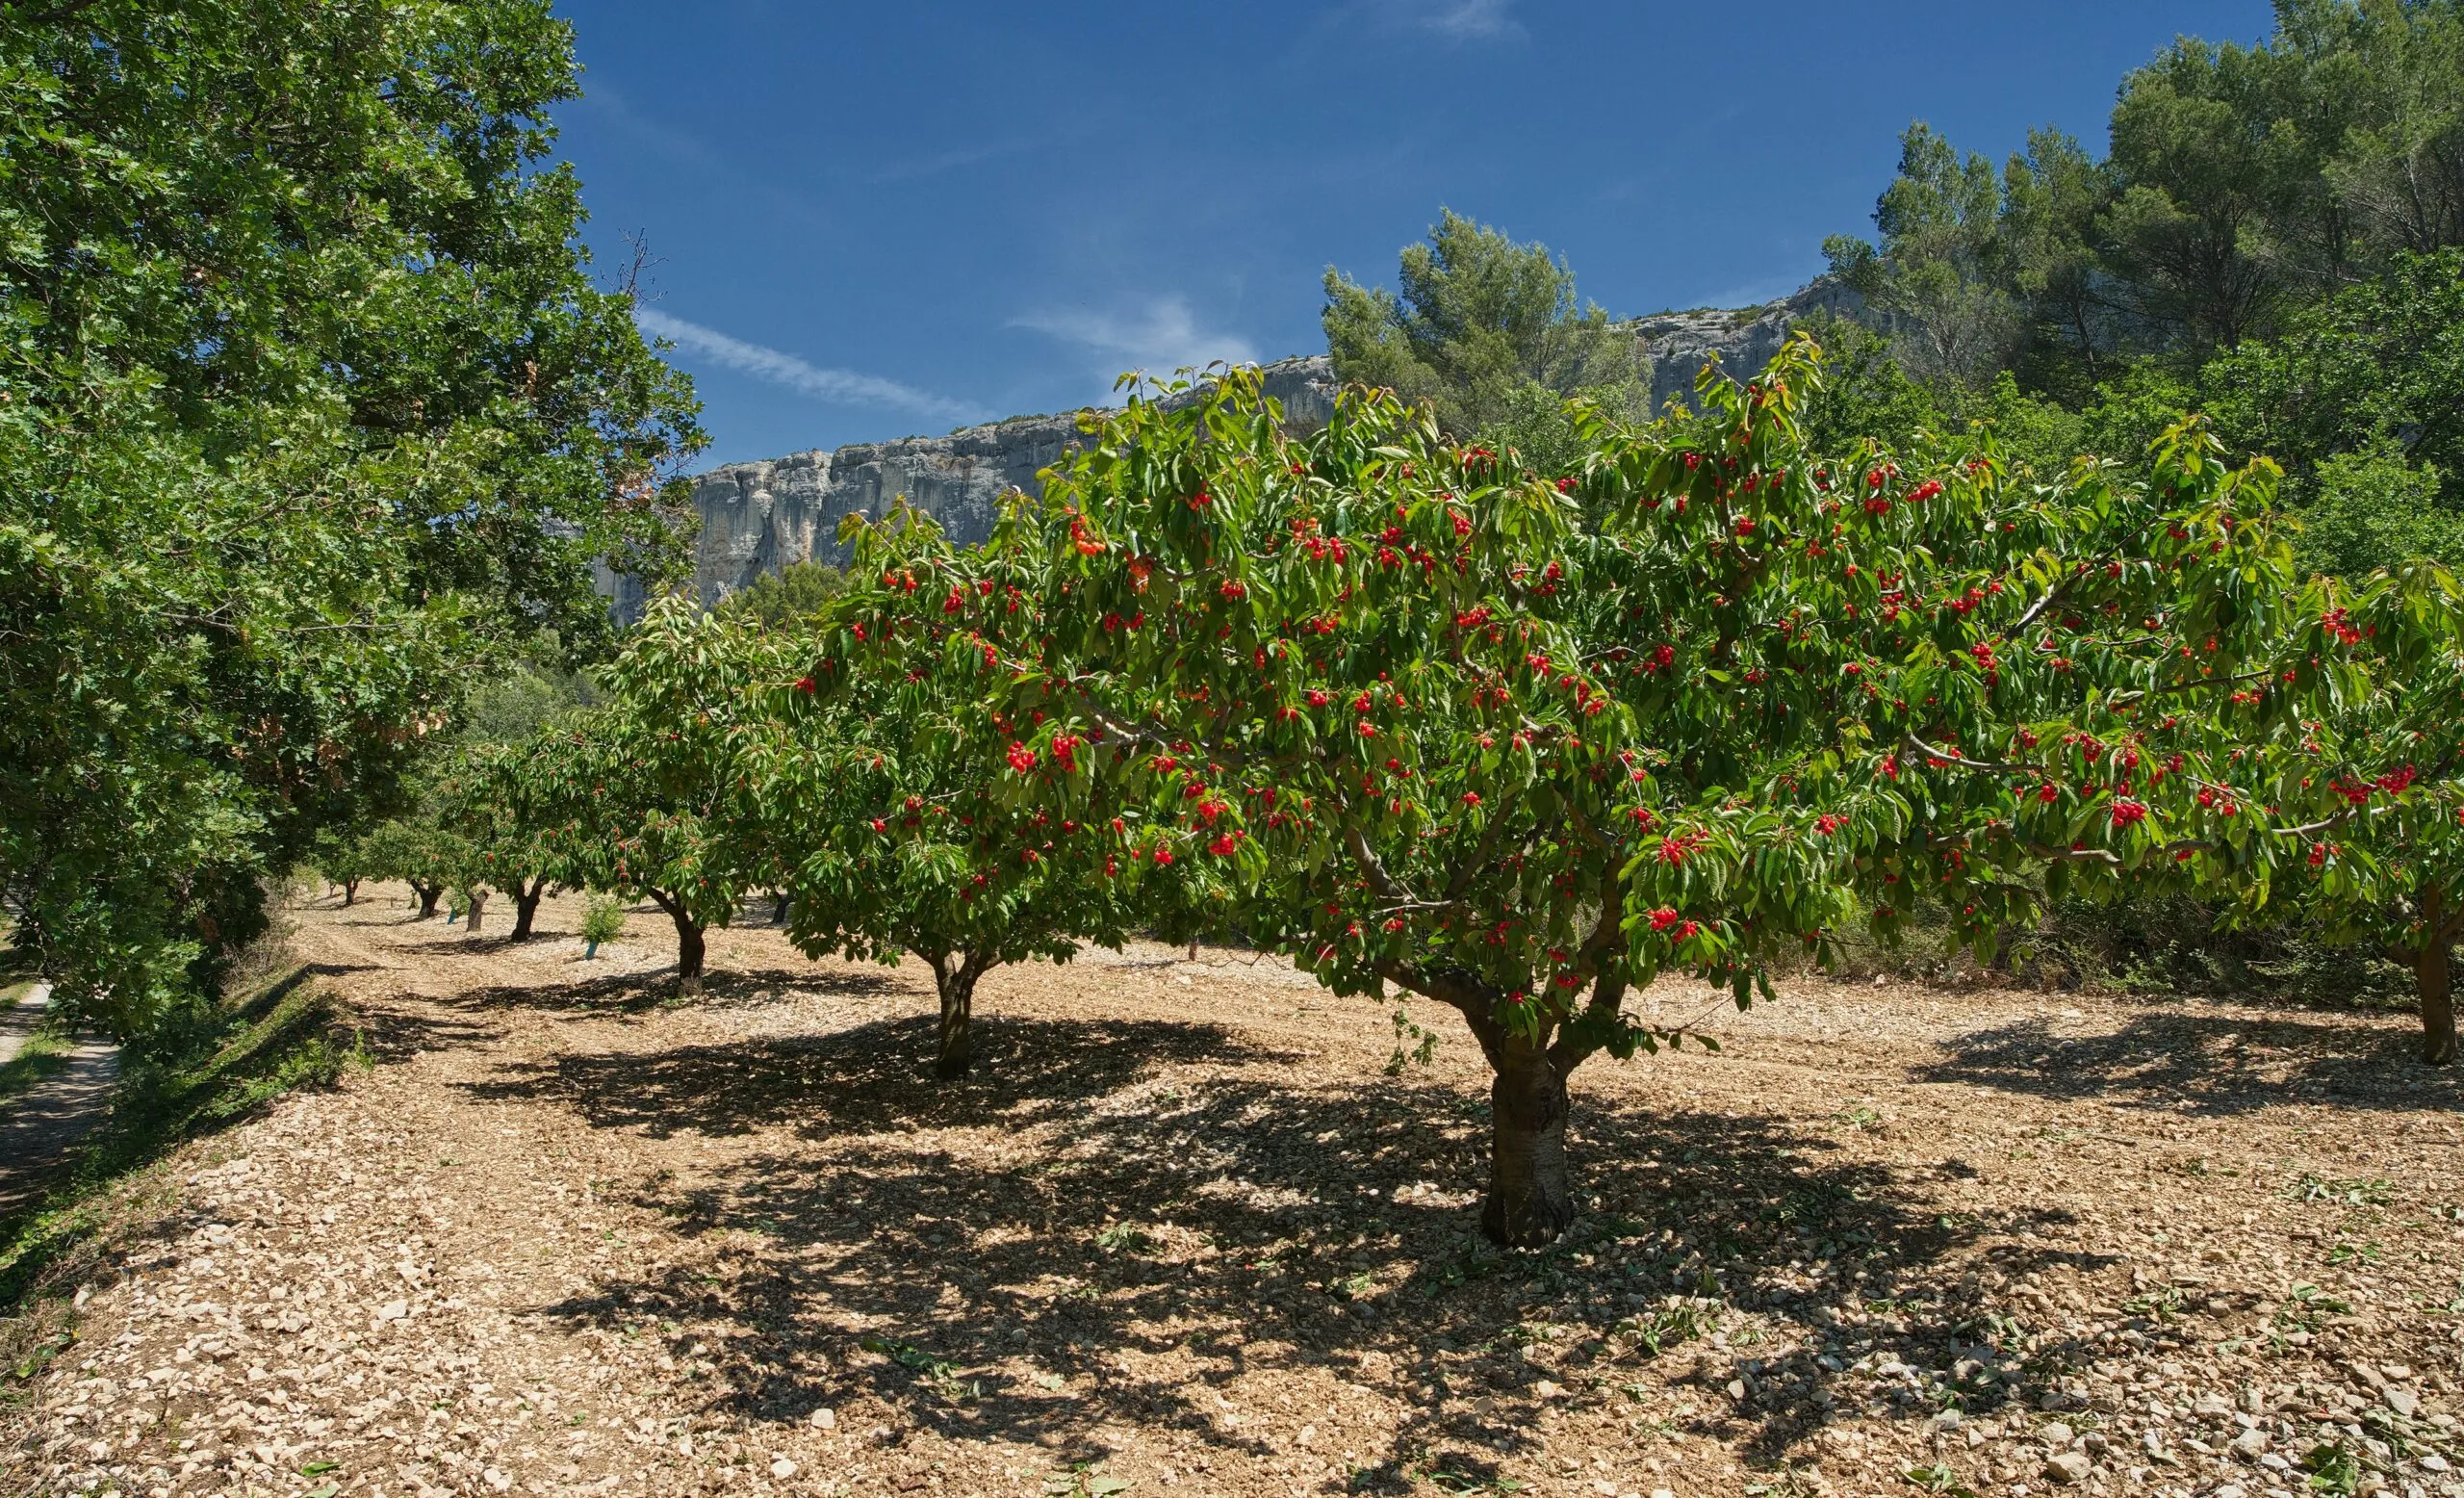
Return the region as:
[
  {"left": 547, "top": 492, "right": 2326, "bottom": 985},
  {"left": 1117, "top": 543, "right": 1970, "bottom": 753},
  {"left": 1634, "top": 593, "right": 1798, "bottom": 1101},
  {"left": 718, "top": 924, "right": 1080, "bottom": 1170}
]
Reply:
[{"left": 602, "top": 282, "right": 1861, "bottom": 619}]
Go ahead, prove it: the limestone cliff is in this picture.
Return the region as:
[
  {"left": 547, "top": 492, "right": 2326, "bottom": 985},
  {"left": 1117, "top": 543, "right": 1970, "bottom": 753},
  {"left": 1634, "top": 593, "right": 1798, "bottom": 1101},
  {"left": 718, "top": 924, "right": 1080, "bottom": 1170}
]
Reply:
[
  {"left": 1633, "top": 278, "right": 1863, "bottom": 413},
  {"left": 600, "top": 283, "right": 1861, "bottom": 619},
  {"left": 596, "top": 356, "right": 1337, "bottom": 621}
]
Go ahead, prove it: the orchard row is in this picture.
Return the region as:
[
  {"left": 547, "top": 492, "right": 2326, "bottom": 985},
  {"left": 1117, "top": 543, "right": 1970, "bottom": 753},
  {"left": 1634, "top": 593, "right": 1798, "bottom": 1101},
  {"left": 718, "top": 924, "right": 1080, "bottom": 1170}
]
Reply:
[{"left": 341, "top": 341, "right": 2464, "bottom": 1248}]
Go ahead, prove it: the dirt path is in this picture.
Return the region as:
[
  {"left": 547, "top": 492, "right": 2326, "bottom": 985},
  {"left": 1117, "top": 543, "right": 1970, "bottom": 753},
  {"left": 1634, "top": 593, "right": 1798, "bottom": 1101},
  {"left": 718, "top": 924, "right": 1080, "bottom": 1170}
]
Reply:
[
  {"left": 8, "top": 890, "right": 2464, "bottom": 1498},
  {"left": 0, "top": 983, "right": 121, "bottom": 1221}
]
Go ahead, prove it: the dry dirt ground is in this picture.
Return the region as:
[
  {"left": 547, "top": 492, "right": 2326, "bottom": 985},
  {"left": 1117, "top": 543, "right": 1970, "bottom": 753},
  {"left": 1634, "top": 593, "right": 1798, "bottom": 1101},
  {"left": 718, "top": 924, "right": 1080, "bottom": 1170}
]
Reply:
[{"left": 10, "top": 888, "right": 2464, "bottom": 1498}]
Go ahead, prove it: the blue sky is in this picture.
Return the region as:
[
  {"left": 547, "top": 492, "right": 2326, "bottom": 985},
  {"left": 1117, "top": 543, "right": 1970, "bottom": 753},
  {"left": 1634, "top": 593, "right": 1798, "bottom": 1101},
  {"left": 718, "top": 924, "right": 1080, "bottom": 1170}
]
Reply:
[{"left": 554, "top": 0, "right": 2272, "bottom": 469}]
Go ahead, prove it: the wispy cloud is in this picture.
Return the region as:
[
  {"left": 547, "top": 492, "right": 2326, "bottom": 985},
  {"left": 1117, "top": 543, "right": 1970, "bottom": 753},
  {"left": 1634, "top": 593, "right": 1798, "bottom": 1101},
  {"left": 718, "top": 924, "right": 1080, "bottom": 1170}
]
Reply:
[
  {"left": 635, "top": 309, "right": 988, "bottom": 426},
  {"left": 1013, "top": 296, "right": 1260, "bottom": 387},
  {"left": 1401, "top": 0, "right": 1519, "bottom": 39}
]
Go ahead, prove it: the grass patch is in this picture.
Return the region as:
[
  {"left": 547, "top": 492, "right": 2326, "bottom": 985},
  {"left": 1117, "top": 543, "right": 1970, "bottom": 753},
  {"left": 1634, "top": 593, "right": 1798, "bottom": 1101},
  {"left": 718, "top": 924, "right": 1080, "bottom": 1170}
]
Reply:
[
  {"left": 0, "top": 963, "right": 366, "bottom": 1387},
  {"left": 0, "top": 996, "right": 72, "bottom": 1106}
]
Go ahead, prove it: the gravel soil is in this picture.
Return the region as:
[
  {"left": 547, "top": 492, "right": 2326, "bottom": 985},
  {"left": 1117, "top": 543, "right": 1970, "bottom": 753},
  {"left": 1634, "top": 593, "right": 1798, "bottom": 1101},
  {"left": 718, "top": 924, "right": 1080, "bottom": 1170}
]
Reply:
[{"left": 8, "top": 887, "right": 2464, "bottom": 1498}]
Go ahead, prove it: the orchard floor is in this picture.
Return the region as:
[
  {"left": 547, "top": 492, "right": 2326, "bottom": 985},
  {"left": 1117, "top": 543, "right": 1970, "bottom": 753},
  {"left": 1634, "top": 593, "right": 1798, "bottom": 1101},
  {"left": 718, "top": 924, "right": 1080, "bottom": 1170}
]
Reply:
[{"left": 11, "top": 888, "right": 2464, "bottom": 1498}]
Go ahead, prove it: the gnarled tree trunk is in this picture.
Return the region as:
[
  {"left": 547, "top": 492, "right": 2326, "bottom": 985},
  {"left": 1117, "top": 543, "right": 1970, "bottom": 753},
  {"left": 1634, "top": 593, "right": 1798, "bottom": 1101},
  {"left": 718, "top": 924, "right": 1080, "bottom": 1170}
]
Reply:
[
  {"left": 653, "top": 892, "right": 706, "bottom": 996},
  {"left": 412, "top": 882, "right": 442, "bottom": 918},
  {"left": 464, "top": 889, "right": 489, "bottom": 935},
  {"left": 341, "top": 878, "right": 360, "bottom": 907},
  {"left": 2417, "top": 887, "right": 2456, "bottom": 1067},
  {"left": 1483, "top": 1035, "right": 1576, "bottom": 1248},
  {"left": 510, "top": 877, "right": 546, "bottom": 941},
  {"left": 927, "top": 952, "right": 988, "bottom": 1080}
]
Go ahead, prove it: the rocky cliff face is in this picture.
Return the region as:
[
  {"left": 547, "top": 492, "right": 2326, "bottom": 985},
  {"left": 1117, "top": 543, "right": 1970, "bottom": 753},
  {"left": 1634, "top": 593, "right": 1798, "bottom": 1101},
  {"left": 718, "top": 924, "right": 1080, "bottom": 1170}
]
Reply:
[
  {"left": 1633, "top": 278, "right": 1863, "bottom": 413},
  {"left": 597, "top": 356, "right": 1337, "bottom": 621},
  {"left": 601, "top": 283, "right": 1858, "bottom": 619}
]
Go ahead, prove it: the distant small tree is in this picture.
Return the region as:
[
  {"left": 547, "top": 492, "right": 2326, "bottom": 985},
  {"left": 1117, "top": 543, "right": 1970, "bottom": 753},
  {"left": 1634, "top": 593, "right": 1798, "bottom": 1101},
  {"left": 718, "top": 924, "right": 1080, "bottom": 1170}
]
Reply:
[
  {"left": 1324, "top": 209, "right": 1647, "bottom": 458},
  {"left": 310, "top": 827, "right": 375, "bottom": 906},
  {"left": 526, "top": 597, "right": 781, "bottom": 994},
  {"left": 359, "top": 814, "right": 473, "bottom": 920},
  {"left": 722, "top": 560, "right": 849, "bottom": 628},
  {"left": 763, "top": 580, "right": 1171, "bottom": 1078}
]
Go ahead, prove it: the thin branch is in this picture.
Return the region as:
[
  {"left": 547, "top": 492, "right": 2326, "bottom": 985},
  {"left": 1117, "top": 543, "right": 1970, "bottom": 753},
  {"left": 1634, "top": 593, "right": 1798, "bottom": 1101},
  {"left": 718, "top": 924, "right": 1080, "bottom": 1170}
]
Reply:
[{"left": 1905, "top": 733, "right": 2020, "bottom": 774}]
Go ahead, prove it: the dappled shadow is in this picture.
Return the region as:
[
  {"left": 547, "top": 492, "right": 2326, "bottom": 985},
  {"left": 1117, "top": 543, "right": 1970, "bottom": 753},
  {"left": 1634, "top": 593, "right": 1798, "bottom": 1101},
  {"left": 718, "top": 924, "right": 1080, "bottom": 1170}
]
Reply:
[
  {"left": 1912, "top": 1005, "right": 2464, "bottom": 1117},
  {"left": 460, "top": 1013, "right": 1294, "bottom": 1139},
  {"left": 456, "top": 964, "right": 902, "bottom": 1019},
  {"left": 489, "top": 1008, "right": 2094, "bottom": 1478}
]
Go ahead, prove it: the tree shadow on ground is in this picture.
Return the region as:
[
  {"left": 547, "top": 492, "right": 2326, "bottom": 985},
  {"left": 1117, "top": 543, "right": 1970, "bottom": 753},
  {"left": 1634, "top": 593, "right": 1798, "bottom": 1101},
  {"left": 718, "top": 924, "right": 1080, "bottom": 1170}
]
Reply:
[
  {"left": 477, "top": 1012, "right": 2107, "bottom": 1482},
  {"left": 445, "top": 965, "right": 900, "bottom": 1020},
  {"left": 1912, "top": 1005, "right": 2462, "bottom": 1116}
]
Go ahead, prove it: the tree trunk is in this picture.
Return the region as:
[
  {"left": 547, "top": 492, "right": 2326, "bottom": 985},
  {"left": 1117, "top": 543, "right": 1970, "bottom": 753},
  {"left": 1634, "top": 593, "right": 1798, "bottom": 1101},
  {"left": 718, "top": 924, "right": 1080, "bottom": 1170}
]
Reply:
[
  {"left": 930, "top": 954, "right": 985, "bottom": 1080},
  {"left": 465, "top": 889, "right": 488, "bottom": 935},
  {"left": 2419, "top": 887, "right": 2456, "bottom": 1066},
  {"left": 662, "top": 897, "right": 706, "bottom": 997},
  {"left": 1482, "top": 1038, "right": 1575, "bottom": 1248},
  {"left": 511, "top": 879, "right": 544, "bottom": 941},
  {"left": 342, "top": 879, "right": 359, "bottom": 907},
  {"left": 413, "top": 882, "right": 442, "bottom": 918}
]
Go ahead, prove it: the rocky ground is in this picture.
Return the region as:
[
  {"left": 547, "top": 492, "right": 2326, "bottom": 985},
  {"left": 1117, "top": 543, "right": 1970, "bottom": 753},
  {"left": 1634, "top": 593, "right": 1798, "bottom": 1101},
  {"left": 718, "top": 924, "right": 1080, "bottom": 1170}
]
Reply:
[{"left": 6, "top": 888, "right": 2463, "bottom": 1498}]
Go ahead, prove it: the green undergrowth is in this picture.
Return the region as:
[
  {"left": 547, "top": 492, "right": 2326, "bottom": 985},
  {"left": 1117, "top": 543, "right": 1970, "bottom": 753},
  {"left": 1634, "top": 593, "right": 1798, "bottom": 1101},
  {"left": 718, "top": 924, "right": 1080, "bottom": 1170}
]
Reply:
[
  {"left": 0, "top": 982, "right": 71, "bottom": 1104},
  {"left": 0, "top": 963, "right": 366, "bottom": 1390}
]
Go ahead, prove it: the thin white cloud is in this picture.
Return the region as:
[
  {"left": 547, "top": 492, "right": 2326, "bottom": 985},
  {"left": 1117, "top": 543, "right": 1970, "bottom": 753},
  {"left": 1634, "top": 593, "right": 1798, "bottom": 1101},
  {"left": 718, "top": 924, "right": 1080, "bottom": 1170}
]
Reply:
[
  {"left": 634, "top": 308, "right": 988, "bottom": 426},
  {"left": 1406, "top": 0, "right": 1518, "bottom": 39},
  {"left": 1013, "top": 296, "right": 1260, "bottom": 387}
]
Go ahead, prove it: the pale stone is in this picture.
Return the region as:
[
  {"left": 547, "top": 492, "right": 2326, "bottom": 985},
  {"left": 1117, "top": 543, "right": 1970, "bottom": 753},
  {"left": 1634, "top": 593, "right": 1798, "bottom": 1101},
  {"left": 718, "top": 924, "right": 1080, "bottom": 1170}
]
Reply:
[
  {"left": 2042, "top": 1450, "right": 2092, "bottom": 1485},
  {"left": 609, "top": 282, "right": 1862, "bottom": 621}
]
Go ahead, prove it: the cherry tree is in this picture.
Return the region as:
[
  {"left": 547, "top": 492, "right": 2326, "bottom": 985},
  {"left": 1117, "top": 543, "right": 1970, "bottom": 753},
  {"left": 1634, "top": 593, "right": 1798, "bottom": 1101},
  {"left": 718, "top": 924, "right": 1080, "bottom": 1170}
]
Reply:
[
  {"left": 829, "top": 343, "right": 2401, "bottom": 1243},
  {"left": 754, "top": 642, "right": 1173, "bottom": 1078},
  {"left": 526, "top": 596, "right": 783, "bottom": 994}
]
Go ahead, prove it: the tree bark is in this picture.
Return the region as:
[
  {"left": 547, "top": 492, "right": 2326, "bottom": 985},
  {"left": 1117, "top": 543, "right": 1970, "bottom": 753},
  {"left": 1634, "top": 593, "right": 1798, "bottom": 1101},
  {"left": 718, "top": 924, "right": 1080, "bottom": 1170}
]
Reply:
[
  {"left": 929, "top": 953, "right": 987, "bottom": 1080},
  {"left": 342, "top": 879, "right": 359, "bottom": 907},
  {"left": 413, "top": 882, "right": 442, "bottom": 918},
  {"left": 1482, "top": 1036, "right": 1576, "bottom": 1248},
  {"left": 510, "top": 878, "right": 545, "bottom": 941},
  {"left": 2419, "top": 887, "right": 2456, "bottom": 1067},
  {"left": 465, "top": 889, "right": 488, "bottom": 935},
  {"left": 656, "top": 894, "right": 706, "bottom": 996}
]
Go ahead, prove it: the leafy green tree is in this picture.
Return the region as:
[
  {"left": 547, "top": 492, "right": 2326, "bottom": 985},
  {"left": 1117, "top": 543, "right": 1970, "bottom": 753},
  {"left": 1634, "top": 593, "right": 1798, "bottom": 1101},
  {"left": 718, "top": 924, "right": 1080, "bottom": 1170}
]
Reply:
[
  {"left": 526, "top": 598, "right": 782, "bottom": 994},
  {"left": 835, "top": 345, "right": 2347, "bottom": 1245},
  {"left": 2203, "top": 249, "right": 2464, "bottom": 510},
  {"left": 759, "top": 605, "right": 1163, "bottom": 1077},
  {"left": 309, "top": 828, "right": 376, "bottom": 908},
  {"left": 441, "top": 746, "right": 565, "bottom": 941},
  {"left": 722, "top": 561, "right": 850, "bottom": 628},
  {"left": 0, "top": 0, "right": 703, "bottom": 1038},
  {"left": 359, "top": 816, "right": 476, "bottom": 922},
  {"left": 1323, "top": 210, "right": 1648, "bottom": 459},
  {"left": 1825, "top": 125, "right": 2022, "bottom": 387},
  {"left": 1999, "top": 128, "right": 2122, "bottom": 395}
]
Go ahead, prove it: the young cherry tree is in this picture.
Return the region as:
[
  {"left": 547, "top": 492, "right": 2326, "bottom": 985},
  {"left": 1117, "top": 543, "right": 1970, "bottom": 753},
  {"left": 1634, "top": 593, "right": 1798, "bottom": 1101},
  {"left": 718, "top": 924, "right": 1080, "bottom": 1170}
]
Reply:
[
  {"left": 754, "top": 636, "right": 1173, "bottom": 1079},
  {"left": 441, "top": 743, "right": 565, "bottom": 941},
  {"left": 528, "top": 596, "right": 783, "bottom": 994},
  {"left": 834, "top": 343, "right": 2370, "bottom": 1245}
]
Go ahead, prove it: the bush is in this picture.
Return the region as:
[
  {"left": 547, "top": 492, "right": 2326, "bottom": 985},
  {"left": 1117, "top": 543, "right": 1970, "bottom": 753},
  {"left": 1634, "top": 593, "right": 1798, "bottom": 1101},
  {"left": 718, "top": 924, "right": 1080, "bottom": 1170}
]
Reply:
[{"left": 578, "top": 895, "right": 627, "bottom": 957}]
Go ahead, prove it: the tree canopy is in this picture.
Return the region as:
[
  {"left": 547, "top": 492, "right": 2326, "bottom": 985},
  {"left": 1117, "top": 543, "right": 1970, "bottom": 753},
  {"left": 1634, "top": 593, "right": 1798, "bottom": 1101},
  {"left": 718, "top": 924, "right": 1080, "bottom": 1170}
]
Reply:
[{"left": 0, "top": 0, "right": 702, "bottom": 1036}]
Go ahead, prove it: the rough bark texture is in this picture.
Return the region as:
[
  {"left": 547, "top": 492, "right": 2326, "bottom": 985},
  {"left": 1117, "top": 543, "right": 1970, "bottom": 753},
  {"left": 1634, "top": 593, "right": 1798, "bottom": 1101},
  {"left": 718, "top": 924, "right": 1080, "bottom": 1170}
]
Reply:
[
  {"left": 511, "top": 882, "right": 544, "bottom": 942},
  {"left": 464, "top": 890, "right": 488, "bottom": 935},
  {"left": 1482, "top": 1039, "right": 1576, "bottom": 1248},
  {"left": 932, "top": 956, "right": 982, "bottom": 1081},
  {"left": 341, "top": 879, "right": 359, "bottom": 907},
  {"left": 413, "top": 883, "right": 442, "bottom": 919},
  {"left": 656, "top": 894, "right": 706, "bottom": 997},
  {"left": 2420, "top": 888, "right": 2456, "bottom": 1066}
]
